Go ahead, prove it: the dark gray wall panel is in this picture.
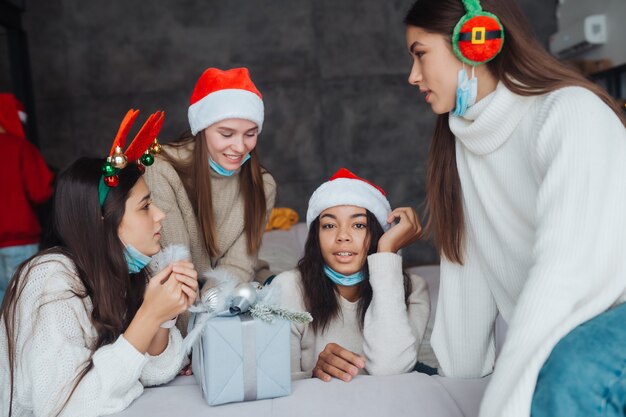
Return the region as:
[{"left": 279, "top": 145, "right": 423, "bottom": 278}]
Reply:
[{"left": 23, "top": 0, "right": 557, "bottom": 265}]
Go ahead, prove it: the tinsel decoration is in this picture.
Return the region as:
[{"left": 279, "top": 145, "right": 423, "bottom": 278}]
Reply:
[
  {"left": 249, "top": 304, "right": 313, "bottom": 325},
  {"left": 182, "top": 268, "right": 313, "bottom": 356}
]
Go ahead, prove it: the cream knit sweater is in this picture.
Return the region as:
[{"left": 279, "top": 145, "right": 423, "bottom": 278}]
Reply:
[
  {"left": 0, "top": 254, "right": 185, "bottom": 417},
  {"left": 144, "top": 141, "right": 276, "bottom": 286},
  {"left": 432, "top": 83, "right": 626, "bottom": 417},
  {"left": 273, "top": 252, "right": 431, "bottom": 380}
]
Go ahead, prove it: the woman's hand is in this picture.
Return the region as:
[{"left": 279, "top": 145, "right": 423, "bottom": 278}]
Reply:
[
  {"left": 142, "top": 264, "right": 191, "bottom": 324},
  {"left": 179, "top": 363, "right": 193, "bottom": 376},
  {"left": 125, "top": 263, "right": 194, "bottom": 354},
  {"left": 140, "top": 262, "right": 197, "bottom": 356},
  {"left": 313, "top": 343, "right": 365, "bottom": 382},
  {"left": 377, "top": 207, "right": 422, "bottom": 253},
  {"left": 170, "top": 261, "right": 198, "bottom": 306}
]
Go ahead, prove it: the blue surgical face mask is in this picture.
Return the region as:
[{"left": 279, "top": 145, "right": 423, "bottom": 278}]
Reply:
[
  {"left": 124, "top": 244, "right": 152, "bottom": 274},
  {"left": 323, "top": 264, "right": 365, "bottom": 287},
  {"left": 452, "top": 66, "right": 477, "bottom": 117},
  {"left": 208, "top": 154, "right": 251, "bottom": 177}
]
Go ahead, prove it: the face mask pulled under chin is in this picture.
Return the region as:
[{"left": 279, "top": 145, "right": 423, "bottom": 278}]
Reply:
[
  {"left": 452, "top": 66, "right": 477, "bottom": 117},
  {"left": 124, "top": 244, "right": 152, "bottom": 274},
  {"left": 323, "top": 264, "right": 365, "bottom": 287},
  {"left": 209, "top": 154, "right": 251, "bottom": 177}
]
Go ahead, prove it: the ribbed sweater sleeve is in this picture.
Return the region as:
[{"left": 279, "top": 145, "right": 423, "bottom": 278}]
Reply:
[
  {"left": 479, "top": 88, "right": 626, "bottom": 417},
  {"left": 0, "top": 255, "right": 186, "bottom": 416},
  {"left": 18, "top": 258, "right": 150, "bottom": 417},
  {"left": 274, "top": 255, "right": 431, "bottom": 381},
  {"left": 363, "top": 252, "right": 430, "bottom": 375},
  {"left": 140, "top": 327, "right": 186, "bottom": 386},
  {"left": 432, "top": 253, "right": 499, "bottom": 378},
  {"left": 271, "top": 269, "right": 311, "bottom": 380}
]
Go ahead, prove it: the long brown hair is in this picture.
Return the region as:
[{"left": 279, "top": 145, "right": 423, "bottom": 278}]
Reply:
[
  {"left": 404, "top": 0, "right": 626, "bottom": 264},
  {"left": 1, "top": 158, "right": 149, "bottom": 416},
  {"left": 161, "top": 131, "right": 268, "bottom": 258},
  {"left": 298, "top": 211, "right": 411, "bottom": 333}
]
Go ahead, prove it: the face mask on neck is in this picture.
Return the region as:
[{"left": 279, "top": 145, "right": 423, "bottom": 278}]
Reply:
[
  {"left": 124, "top": 244, "right": 152, "bottom": 274},
  {"left": 323, "top": 264, "right": 365, "bottom": 287},
  {"left": 208, "top": 154, "right": 251, "bottom": 177},
  {"left": 452, "top": 66, "right": 477, "bottom": 117}
]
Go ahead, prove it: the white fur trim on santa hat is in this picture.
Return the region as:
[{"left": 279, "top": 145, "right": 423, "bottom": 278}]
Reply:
[
  {"left": 188, "top": 89, "right": 264, "bottom": 135},
  {"left": 306, "top": 177, "right": 392, "bottom": 231},
  {"left": 18, "top": 110, "right": 27, "bottom": 123}
]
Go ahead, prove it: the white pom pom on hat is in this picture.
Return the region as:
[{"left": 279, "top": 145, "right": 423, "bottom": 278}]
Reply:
[
  {"left": 188, "top": 67, "right": 264, "bottom": 136},
  {"left": 306, "top": 168, "right": 392, "bottom": 231}
]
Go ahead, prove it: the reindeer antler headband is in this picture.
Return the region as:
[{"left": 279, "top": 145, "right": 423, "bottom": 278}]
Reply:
[{"left": 98, "top": 109, "right": 164, "bottom": 206}]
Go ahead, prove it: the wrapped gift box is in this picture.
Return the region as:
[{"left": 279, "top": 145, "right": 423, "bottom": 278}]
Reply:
[{"left": 190, "top": 313, "right": 291, "bottom": 406}]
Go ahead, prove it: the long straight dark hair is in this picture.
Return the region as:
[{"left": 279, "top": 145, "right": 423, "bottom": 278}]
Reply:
[
  {"left": 298, "top": 211, "right": 411, "bottom": 333},
  {"left": 161, "top": 131, "right": 268, "bottom": 258},
  {"left": 405, "top": 0, "right": 626, "bottom": 264},
  {"left": 1, "top": 157, "right": 149, "bottom": 417}
]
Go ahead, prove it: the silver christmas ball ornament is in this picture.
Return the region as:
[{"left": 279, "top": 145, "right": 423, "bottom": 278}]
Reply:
[
  {"left": 201, "top": 287, "right": 222, "bottom": 312},
  {"left": 230, "top": 282, "right": 258, "bottom": 314}
]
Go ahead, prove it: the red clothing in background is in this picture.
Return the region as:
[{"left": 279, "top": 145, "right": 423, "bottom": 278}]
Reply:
[{"left": 0, "top": 132, "right": 54, "bottom": 248}]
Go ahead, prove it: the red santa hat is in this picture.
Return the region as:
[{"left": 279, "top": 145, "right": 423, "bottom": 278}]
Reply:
[
  {"left": 0, "top": 93, "right": 26, "bottom": 139},
  {"left": 188, "top": 67, "right": 264, "bottom": 136},
  {"left": 306, "top": 168, "right": 392, "bottom": 230}
]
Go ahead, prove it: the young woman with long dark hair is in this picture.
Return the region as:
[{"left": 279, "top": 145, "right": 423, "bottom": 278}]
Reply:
[
  {"left": 273, "top": 169, "right": 430, "bottom": 381},
  {"left": 0, "top": 112, "right": 198, "bottom": 417},
  {"left": 144, "top": 67, "right": 276, "bottom": 296},
  {"left": 403, "top": 0, "right": 626, "bottom": 416}
]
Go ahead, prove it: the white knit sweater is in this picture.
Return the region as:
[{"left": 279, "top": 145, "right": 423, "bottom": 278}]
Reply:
[
  {"left": 273, "top": 252, "right": 431, "bottom": 380},
  {"left": 431, "top": 83, "right": 626, "bottom": 417},
  {"left": 0, "top": 254, "right": 185, "bottom": 417}
]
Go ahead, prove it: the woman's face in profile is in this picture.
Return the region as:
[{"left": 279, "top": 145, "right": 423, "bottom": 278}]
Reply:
[
  {"left": 406, "top": 25, "right": 461, "bottom": 114},
  {"left": 117, "top": 178, "right": 165, "bottom": 257}
]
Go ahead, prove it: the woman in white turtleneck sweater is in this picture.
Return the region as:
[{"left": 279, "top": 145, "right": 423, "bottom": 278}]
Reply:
[{"left": 403, "top": 1, "right": 626, "bottom": 417}]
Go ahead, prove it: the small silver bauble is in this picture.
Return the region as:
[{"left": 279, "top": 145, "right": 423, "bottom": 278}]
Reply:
[
  {"left": 229, "top": 282, "right": 258, "bottom": 314},
  {"left": 201, "top": 287, "right": 222, "bottom": 312}
]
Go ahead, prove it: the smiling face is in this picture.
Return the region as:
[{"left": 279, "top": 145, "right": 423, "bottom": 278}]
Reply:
[
  {"left": 117, "top": 178, "right": 165, "bottom": 256},
  {"left": 203, "top": 118, "right": 258, "bottom": 171},
  {"left": 318, "top": 205, "right": 370, "bottom": 276}
]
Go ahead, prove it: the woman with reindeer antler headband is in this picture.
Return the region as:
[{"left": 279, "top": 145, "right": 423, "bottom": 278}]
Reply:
[
  {"left": 403, "top": 0, "right": 626, "bottom": 416},
  {"left": 0, "top": 110, "right": 198, "bottom": 417}
]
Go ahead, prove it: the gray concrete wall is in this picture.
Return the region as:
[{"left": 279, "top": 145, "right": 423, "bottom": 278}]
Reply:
[{"left": 22, "top": 0, "right": 556, "bottom": 265}]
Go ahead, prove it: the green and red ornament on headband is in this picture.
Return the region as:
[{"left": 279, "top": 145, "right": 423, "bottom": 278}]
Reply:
[
  {"left": 98, "top": 109, "right": 164, "bottom": 206},
  {"left": 453, "top": 0, "right": 504, "bottom": 65}
]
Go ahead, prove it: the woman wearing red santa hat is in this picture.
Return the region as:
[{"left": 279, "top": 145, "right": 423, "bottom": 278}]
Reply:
[
  {"left": 144, "top": 68, "right": 276, "bottom": 302},
  {"left": 272, "top": 168, "right": 432, "bottom": 381},
  {"left": 0, "top": 93, "right": 54, "bottom": 303}
]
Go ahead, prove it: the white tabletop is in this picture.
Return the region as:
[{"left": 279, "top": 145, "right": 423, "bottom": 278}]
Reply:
[{"left": 112, "top": 372, "right": 489, "bottom": 417}]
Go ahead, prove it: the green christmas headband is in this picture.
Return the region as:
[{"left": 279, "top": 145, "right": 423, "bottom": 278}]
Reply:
[{"left": 452, "top": 0, "right": 504, "bottom": 66}]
